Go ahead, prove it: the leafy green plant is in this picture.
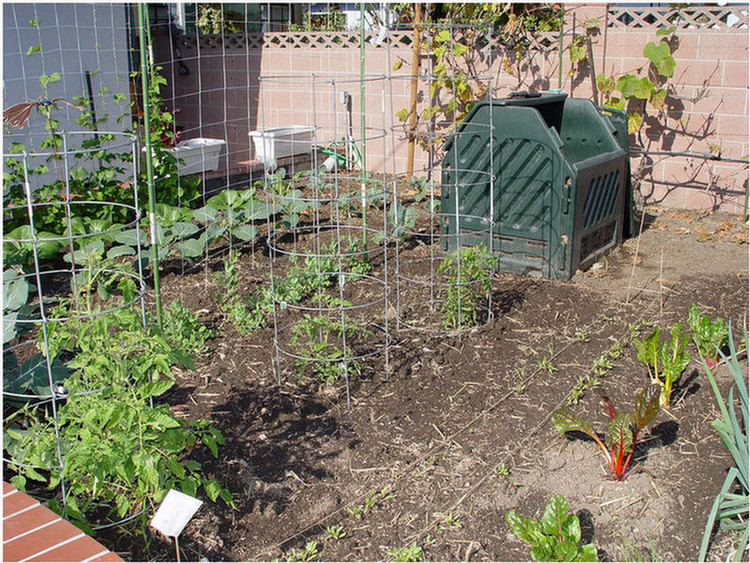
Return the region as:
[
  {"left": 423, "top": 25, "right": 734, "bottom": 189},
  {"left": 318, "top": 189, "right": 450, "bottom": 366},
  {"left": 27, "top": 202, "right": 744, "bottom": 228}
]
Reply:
[
  {"left": 324, "top": 524, "right": 348, "bottom": 541},
  {"left": 538, "top": 355, "right": 558, "bottom": 376},
  {"left": 285, "top": 541, "right": 321, "bottom": 562},
  {"left": 634, "top": 324, "right": 690, "bottom": 409},
  {"left": 551, "top": 385, "right": 661, "bottom": 481},
  {"left": 698, "top": 326, "right": 749, "bottom": 562},
  {"left": 687, "top": 303, "right": 729, "bottom": 368},
  {"left": 387, "top": 542, "right": 424, "bottom": 562},
  {"left": 597, "top": 27, "right": 677, "bottom": 134},
  {"left": 505, "top": 494, "right": 597, "bottom": 562},
  {"left": 161, "top": 300, "right": 214, "bottom": 359},
  {"left": 290, "top": 314, "right": 372, "bottom": 384},
  {"left": 437, "top": 244, "right": 495, "bottom": 330},
  {"left": 4, "top": 305, "right": 232, "bottom": 527}
]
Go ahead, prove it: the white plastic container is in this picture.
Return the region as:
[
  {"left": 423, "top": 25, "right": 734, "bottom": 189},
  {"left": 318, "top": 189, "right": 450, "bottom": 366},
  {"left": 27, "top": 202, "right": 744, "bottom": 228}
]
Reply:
[
  {"left": 248, "top": 126, "right": 315, "bottom": 169},
  {"left": 171, "top": 138, "right": 225, "bottom": 175}
]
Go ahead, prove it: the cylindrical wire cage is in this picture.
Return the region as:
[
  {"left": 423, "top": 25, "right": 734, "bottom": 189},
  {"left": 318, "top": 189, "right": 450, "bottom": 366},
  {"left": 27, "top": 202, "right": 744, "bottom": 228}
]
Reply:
[
  {"left": 258, "top": 73, "right": 391, "bottom": 408},
  {"left": 2, "top": 131, "right": 145, "bottom": 512},
  {"left": 387, "top": 21, "right": 498, "bottom": 335}
]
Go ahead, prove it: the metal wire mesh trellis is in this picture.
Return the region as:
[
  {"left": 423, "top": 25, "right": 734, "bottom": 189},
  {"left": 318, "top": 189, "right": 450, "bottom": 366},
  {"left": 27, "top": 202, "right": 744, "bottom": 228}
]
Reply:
[
  {"left": 387, "top": 21, "right": 498, "bottom": 334},
  {"left": 258, "top": 74, "right": 391, "bottom": 408},
  {"left": 2, "top": 130, "right": 145, "bottom": 521}
]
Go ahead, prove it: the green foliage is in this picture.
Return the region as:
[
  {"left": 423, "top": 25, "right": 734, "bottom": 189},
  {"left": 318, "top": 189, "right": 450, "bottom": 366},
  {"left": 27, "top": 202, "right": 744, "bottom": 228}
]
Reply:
[
  {"left": 290, "top": 314, "right": 371, "bottom": 384},
  {"left": 634, "top": 324, "right": 690, "bottom": 409},
  {"left": 505, "top": 495, "right": 597, "bottom": 562},
  {"left": 3, "top": 305, "right": 232, "bottom": 526},
  {"left": 437, "top": 244, "right": 495, "bottom": 330},
  {"left": 347, "top": 487, "right": 393, "bottom": 520},
  {"left": 324, "top": 524, "right": 348, "bottom": 541},
  {"left": 161, "top": 300, "right": 215, "bottom": 359},
  {"left": 687, "top": 303, "right": 729, "bottom": 367},
  {"left": 289, "top": 5, "right": 347, "bottom": 32},
  {"left": 698, "top": 326, "right": 749, "bottom": 562},
  {"left": 552, "top": 385, "right": 661, "bottom": 481},
  {"left": 387, "top": 543, "right": 424, "bottom": 562},
  {"left": 597, "top": 27, "right": 677, "bottom": 134},
  {"left": 286, "top": 541, "right": 321, "bottom": 562}
]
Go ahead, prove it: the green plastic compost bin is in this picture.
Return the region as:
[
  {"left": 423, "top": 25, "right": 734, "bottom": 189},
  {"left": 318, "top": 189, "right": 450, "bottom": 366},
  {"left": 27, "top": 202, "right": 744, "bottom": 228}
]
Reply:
[{"left": 441, "top": 91, "right": 633, "bottom": 280}]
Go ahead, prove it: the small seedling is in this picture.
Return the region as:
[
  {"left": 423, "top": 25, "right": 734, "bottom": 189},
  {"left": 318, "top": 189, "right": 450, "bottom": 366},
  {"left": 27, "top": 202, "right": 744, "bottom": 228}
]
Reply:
[
  {"left": 286, "top": 541, "right": 320, "bottom": 562},
  {"left": 441, "top": 512, "right": 462, "bottom": 529},
  {"left": 575, "top": 329, "right": 591, "bottom": 342},
  {"left": 347, "top": 487, "right": 392, "bottom": 520},
  {"left": 538, "top": 356, "right": 558, "bottom": 376},
  {"left": 387, "top": 543, "right": 424, "bottom": 562},
  {"left": 552, "top": 385, "right": 661, "bottom": 481},
  {"left": 494, "top": 462, "right": 510, "bottom": 476},
  {"left": 505, "top": 494, "right": 596, "bottom": 562},
  {"left": 324, "top": 525, "right": 347, "bottom": 541}
]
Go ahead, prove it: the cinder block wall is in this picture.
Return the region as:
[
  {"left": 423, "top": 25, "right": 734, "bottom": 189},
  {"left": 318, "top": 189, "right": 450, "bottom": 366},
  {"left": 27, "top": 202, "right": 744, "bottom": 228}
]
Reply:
[{"left": 155, "top": 4, "right": 748, "bottom": 212}]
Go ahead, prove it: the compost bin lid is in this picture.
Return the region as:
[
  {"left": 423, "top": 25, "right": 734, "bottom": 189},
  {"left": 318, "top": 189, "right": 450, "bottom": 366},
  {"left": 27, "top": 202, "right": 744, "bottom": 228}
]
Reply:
[{"left": 443, "top": 91, "right": 568, "bottom": 152}]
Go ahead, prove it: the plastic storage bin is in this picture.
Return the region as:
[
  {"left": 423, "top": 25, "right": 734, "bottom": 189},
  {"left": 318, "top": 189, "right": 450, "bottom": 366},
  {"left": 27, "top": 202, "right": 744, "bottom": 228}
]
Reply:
[
  {"left": 249, "top": 126, "right": 315, "bottom": 169},
  {"left": 441, "top": 92, "right": 633, "bottom": 280},
  {"left": 172, "top": 138, "right": 225, "bottom": 176}
]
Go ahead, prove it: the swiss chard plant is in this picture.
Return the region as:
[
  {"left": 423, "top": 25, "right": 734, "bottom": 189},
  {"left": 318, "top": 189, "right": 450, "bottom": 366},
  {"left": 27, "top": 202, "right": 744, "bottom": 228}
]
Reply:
[
  {"left": 687, "top": 302, "right": 729, "bottom": 368},
  {"left": 633, "top": 324, "right": 690, "bottom": 409},
  {"left": 551, "top": 385, "right": 661, "bottom": 481},
  {"left": 505, "top": 494, "right": 597, "bottom": 562}
]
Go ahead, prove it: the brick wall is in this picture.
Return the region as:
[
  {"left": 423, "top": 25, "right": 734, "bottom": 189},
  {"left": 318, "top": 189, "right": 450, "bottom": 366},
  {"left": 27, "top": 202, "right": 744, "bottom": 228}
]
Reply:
[{"left": 155, "top": 4, "right": 748, "bottom": 212}]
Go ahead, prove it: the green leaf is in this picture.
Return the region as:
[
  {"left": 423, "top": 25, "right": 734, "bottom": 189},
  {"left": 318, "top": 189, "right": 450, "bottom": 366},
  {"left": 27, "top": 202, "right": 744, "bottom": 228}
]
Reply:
[
  {"left": 576, "top": 544, "right": 598, "bottom": 562},
  {"left": 170, "top": 222, "right": 200, "bottom": 240},
  {"left": 176, "top": 238, "right": 205, "bottom": 259},
  {"left": 643, "top": 40, "right": 670, "bottom": 65},
  {"left": 233, "top": 224, "right": 258, "bottom": 242},
  {"left": 650, "top": 88, "right": 668, "bottom": 111},
  {"left": 632, "top": 385, "right": 661, "bottom": 431},
  {"left": 656, "top": 26, "right": 676, "bottom": 36},
  {"left": 643, "top": 40, "right": 675, "bottom": 77},
  {"left": 26, "top": 44, "right": 41, "bottom": 56},
  {"left": 181, "top": 476, "right": 199, "bottom": 497},
  {"left": 626, "top": 112, "right": 643, "bottom": 134},
  {"left": 506, "top": 510, "right": 540, "bottom": 544},
  {"left": 606, "top": 413, "right": 634, "bottom": 455},
  {"left": 551, "top": 408, "right": 597, "bottom": 440},
  {"left": 204, "top": 479, "right": 221, "bottom": 502},
  {"left": 141, "top": 380, "right": 174, "bottom": 399},
  {"left": 603, "top": 97, "right": 625, "bottom": 111},
  {"left": 192, "top": 205, "right": 218, "bottom": 223},
  {"left": 107, "top": 245, "right": 136, "bottom": 259},
  {"left": 540, "top": 495, "right": 569, "bottom": 537},
  {"left": 4, "top": 277, "right": 29, "bottom": 311},
  {"left": 166, "top": 456, "right": 186, "bottom": 480},
  {"left": 396, "top": 108, "right": 409, "bottom": 123}
]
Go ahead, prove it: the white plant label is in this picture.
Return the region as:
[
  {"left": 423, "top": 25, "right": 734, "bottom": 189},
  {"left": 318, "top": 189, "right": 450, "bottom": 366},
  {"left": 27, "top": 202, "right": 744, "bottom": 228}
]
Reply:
[{"left": 150, "top": 489, "right": 203, "bottom": 537}]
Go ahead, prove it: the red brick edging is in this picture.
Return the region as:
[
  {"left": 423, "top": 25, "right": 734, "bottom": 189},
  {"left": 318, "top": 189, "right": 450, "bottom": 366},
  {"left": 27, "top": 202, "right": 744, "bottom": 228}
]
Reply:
[{"left": 3, "top": 482, "right": 124, "bottom": 562}]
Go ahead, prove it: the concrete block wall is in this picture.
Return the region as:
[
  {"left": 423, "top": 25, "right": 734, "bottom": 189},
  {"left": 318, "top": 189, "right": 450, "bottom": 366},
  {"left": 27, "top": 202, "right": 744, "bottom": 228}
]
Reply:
[{"left": 155, "top": 4, "right": 748, "bottom": 212}]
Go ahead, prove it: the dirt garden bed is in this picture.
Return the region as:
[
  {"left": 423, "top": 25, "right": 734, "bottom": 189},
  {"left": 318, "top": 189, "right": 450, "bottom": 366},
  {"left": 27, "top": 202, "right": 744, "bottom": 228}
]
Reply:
[{"left": 99, "top": 206, "right": 748, "bottom": 562}]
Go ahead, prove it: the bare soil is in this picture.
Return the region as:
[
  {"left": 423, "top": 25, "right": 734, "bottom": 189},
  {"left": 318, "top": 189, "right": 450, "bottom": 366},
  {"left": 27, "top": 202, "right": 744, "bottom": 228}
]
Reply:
[{"left": 99, "top": 207, "right": 748, "bottom": 562}]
